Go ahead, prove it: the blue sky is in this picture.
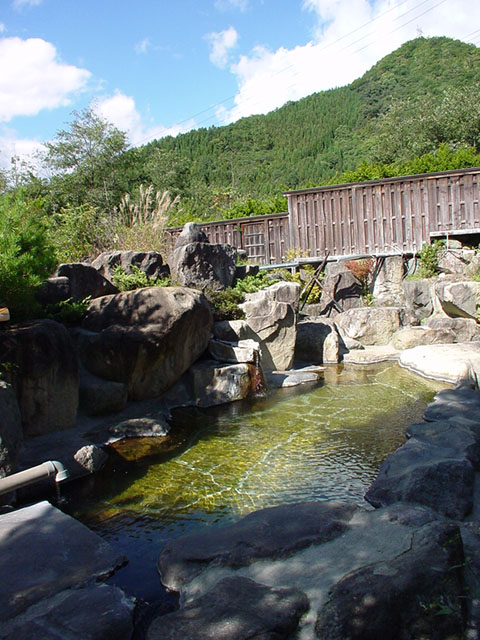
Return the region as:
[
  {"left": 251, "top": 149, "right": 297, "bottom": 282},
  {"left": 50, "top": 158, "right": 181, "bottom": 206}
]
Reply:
[{"left": 1, "top": 0, "right": 479, "bottom": 169}]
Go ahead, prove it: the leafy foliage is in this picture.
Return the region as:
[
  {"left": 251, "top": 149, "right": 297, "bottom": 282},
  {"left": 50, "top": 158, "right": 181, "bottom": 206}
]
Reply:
[
  {"left": 112, "top": 265, "right": 172, "bottom": 291},
  {"left": 0, "top": 193, "right": 57, "bottom": 320},
  {"left": 418, "top": 241, "right": 443, "bottom": 278},
  {"left": 44, "top": 296, "right": 91, "bottom": 325}
]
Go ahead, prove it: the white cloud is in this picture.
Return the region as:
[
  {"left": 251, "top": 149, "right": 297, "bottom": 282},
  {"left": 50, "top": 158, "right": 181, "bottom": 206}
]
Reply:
[
  {"left": 135, "top": 37, "right": 151, "bottom": 55},
  {"left": 0, "top": 37, "right": 91, "bottom": 122},
  {"left": 0, "top": 24, "right": 5, "bottom": 33},
  {"left": 214, "top": 0, "right": 248, "bottom": 11},
  {"left": 219, "top": 0, "right": 480, "bottom": 123},
  {"left": 94, "top": 90, "right": 196, "bottom": 146},
  {"left": 13, "top": 0, "right": 43, "bottom": 8},
  {"left": 206, "top": 26, "right": 238, "bottom": 69},
  {"left": 0, "top": 125, "right": 45, "bottom": 170}
]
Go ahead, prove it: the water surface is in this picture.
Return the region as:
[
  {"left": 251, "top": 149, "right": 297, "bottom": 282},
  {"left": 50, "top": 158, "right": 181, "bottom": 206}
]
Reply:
[{"left": 64, "top": 362, "right": 447, "bottom": 601}]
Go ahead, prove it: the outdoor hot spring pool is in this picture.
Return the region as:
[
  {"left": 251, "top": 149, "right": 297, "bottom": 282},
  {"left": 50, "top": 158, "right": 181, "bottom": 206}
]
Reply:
[{"left": 62, "top": 362, "right": 448, "bottom": 602}]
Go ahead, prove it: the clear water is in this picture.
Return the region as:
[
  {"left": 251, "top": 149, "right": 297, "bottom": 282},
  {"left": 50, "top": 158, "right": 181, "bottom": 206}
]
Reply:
[{"left": 63, "top": 362, "right": 447, "bottom": 602}]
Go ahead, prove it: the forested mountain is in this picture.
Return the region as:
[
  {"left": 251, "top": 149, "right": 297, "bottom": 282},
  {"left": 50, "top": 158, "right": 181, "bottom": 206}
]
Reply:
[{"left": 117, "top": 36, "right": 480, "bottom": 222}]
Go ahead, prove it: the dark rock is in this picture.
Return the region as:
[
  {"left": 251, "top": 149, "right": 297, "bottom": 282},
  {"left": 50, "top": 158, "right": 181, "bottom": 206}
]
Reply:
[
  {"left": 170, "top": 242, "right": 237, "bottom": 291},
  {"left": 35, "top": 276, "right": 70, "bottom": 306},
  {"left": 174, "top": 222, "right": 209, "bottom": 249},
  {"left": 0, "top": 382, "right": 22, "bottom": 505},
  {"left": 91, "top": 250, "right": 169, "bottom": 282},
  {"left": 109, "top": 417, "right": 170, "bottom": 438},
  {"left": 365, "top": 435, "right": 475, "bottom": 519},
  {"left": 424, "top": 316, "right": 480, "bottom": 342},
  {"left": 460, "top": 522, "right": 480, "bottom": 638},
  {"left": 0, "top": 320, "right": 79, "bottom": 436},
  {"left": 188, "top": 361, "right": 252, "bottom": 407},
  {"left": 79, "top": 365, "right": 128, "bottom": 416},
  {"left": 147, "top": 576, "right": 308, "bottom": 640},
  {"left": 158, "top": 501, "right": 359, "bottom": 590},
  {"left": 318, "top": 269, "right": 363, "bottom": 317},
  {"left": 315, "top": 521, "right": 465, "bottom": 640},
  {"left": 405, "top": 419, "right": 480, "bottom": 467},
  {"left": 295, "top": 319, "right": 339, "bottom": 363},
  {"left": 434, "top": 280, "right": 480, "bottom": 319},
  {"left": 423, "top": 385, "right": 480, "bottom": 422},
  {"left": 234, "top": 263, "right": 259, "bottom": 280},
  {"left": 80, "top": 287, "right": 212, "bottom": 400},
  {"left": 402, "top": 278, "right": 433, "bottom": 321},
  {"left": 56, "top": 262, "right": 118, "bottom": 301},
  {"left": 8, "top": 583, "right": 134, "bottom": 640}
]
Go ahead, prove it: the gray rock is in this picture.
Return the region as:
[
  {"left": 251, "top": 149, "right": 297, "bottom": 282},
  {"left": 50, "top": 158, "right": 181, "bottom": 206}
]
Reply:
[
  {"left": 174, "top": 222, "right": 209, "bottom": 249},
  {"left": 91, "top": 250, "right": 168, "bottom": 282},
  {"left": 390, "top": 326, "right": 456, "bottom": 350},
  {"left": 0, "top": 501, "right": 127, "bottom": 624},
  {"left": 365, "top": 434, "right": 475, "bottom": 519},
  {"left": 79, "top": 365, "right": 128, "bottom": 416},
  {"left": 170, "top": 242, "right": 237, "bottom": 291},
  {"left": 109, "top": 416, "right": 170, "bottom": 438},
  {"left": 212, "top": 320, "right": 256, "bottom": 342},
  {"left": 318, "top": 269, "right": 363, "bottom": 317},
  {"left": 80, "top": 287, "right": 212, "bottom": 400},
  {"left": 73, "top": 444, "right": 108, "bottom": 473},
  {"left": 208, "top": 338, "right": 260, "bottom": 364},
  {"left": 5, "top": 583, "right": 134, "bottom": 640},
  {"left": 372, "top": 255, "right": 405, "bottom": 306},
  {"left": 234, "top": 264, "right": 259, "bottom": 280},
  {"left": 399, "top": 342, "right": 480, "bottom": 384},
  {"left": 240, "top": 282, "right": 300, "bottom": 370},
  {"left": 35, "top": 276, "right": 70, "bottom": 306},
  {"left": 336, "top": 307, "right": 402, "bottom": 346},
  {"left": 146, "top": 576, "right": 308, "bottom": 640},
  {"left": 295, "top": 319, "right": 339, "bottom": 363},
  {"left": 266, "top": 370, "right": 320, "bottom": 388},
  {"left": 435, "top": 280, "right": 480, "bottom": 319},
  {"left": 403, "top": 278, "right": 434, "bottom": 321},
  {"left": 188, "top": 361, "right": 252, "bottom": 407},
  {"left": 56, "top": 262, "right": 118, "bottom": 301},
  {"left": 437, "top": 248, "right": 470, "bottom": 275},
  {"left": 424, "top": 316, "right": 480, "bottom": 342},
  {"left": 460, "top": 522, "right": 480, "bottom": 638},
  {"left": 315, "top": 521, "right": 465, "bottom": 640},
  {"left": 158, "top": 501, "right": 359, "bottom": 591},
  {"left": 423, "top": 384, "right": 480, "bottom": 422},
  {"left": 0, "top": 320, "right": 79, "bottom": 436}
]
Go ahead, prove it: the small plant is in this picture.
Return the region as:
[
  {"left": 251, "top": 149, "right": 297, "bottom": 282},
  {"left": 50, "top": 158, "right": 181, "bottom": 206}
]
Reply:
[
  {"left": 418, "top": 241, "right": 443, "bottom": 278},
  {"left": 232, "top": 271, "right": 279, "bottom": 296},
  {"left": 205, "top": 288, "right": 245, "bottom": 321},
  {"left": 284, "top": 247, "right": 310, "bottom": 262},
  {"left": 363, "top": 291, "right": 374, "bottom": 306},
  {"left": 112, "top": 265, "right": 171, "bottom": 291},
  {"left": 345, "top": 258, "right": 374, "bottom": 302},
  {"left": 45, "top": 296, "right": 91, "bottom": 325}
]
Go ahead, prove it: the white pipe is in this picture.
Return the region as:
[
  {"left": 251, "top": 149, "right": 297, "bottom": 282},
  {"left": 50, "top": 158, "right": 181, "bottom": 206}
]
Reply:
[{"left": 0, "top": 461, "right": 70, "bottom": 496}]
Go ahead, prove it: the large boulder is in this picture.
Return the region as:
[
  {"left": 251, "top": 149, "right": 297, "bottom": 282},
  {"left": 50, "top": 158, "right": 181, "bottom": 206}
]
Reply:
[
  {"left": 0, "top": 320, "right": 79, "bottom": 436},
  {"left": 0, "top": 382, "right": 22, "bottom": 478},
  {"left": 91, "top": 250, "right": 168, "bottom": 282},
  {"left": 146, "top": 576, "right": 309, "bottom": 640},
  {"left": 437, "top": 248, "right": 471, "bottom": 275},
  {"left": 239, "top": 282, "right": 300, "bottom": 370},
  {"left": 170, "top": 242, "right": 237, "bottom": 291},
  {"left": 372, "top": 255, "right": 406, "bottom": 306},
  {"left": 79, "top": 287, "right": 212, "bottom": 400},
  {"left": 434, "top": 280, "right": 480, "bottom": 319},
  {"left": 318, "top": 268, "right": 363, "bottom": 317},
  {"left": 335, "top": 307, "right": 402, "bottom": 346},
  {"left": 78, "top": 366, "right": 128, "bottom": 417},
  {"left": 424, "top": 316, "right": 480, "bottom": 342},
  {"left": 403, "top": 278, "right": 434, "bottom": 321},
  {"left": 399, "top": 343, "right": 480, "bottom": 384},
  {"left": 188, "top": 361, "right": 252, "bottom": 407},
  {"left": 316, "top": 521, "right": 465, "bottom": 640},
  {"left": 174, "top": 222, "right": 209, "bottom": 249},
  {"left": 295, "top": 318, "right": 340, "bottom": 363},
  {"left": 56, "top": 263, "right": 118, "bottom": 301},
  {"left": 390, "top": 326, "right": 455, "bottom": 350}
]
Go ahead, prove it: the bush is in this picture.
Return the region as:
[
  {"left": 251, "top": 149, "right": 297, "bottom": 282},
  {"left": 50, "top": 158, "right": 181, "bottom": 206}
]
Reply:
[
  {"left": 0, "top": 193, "right": 57, "bottom": 320},
  {"left": 418, "top": 241, "right": 443, "bottom": 278},
  {"left": 205, "top": 288, "right": 245, "bottom": 321},
  {"left": 44, "top": 296, "right": 91, "bottom": 325},
  {"left": 112, "top": 265, "right": 172, "bottom": 291}
]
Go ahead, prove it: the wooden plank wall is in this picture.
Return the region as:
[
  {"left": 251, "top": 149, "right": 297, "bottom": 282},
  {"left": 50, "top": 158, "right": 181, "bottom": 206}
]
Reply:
[{"left": 164, "top": 168, "right": 480, "bottom": 265}]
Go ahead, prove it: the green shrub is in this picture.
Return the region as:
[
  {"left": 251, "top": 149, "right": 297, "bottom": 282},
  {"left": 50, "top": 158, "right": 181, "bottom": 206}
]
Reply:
[
  {"left": 205, "top": 288, "right": 245, "bottom": 321},
  {"left": 112, "top": 265, "right": 171, "bottom": 291},
  {"left": 0, "top": 193, "right": 57, "bottom": 320},
  {"left": 232, "top": 271, "right": 279, "bottom": 296},
  {"left": 44, "top": 296, "right": 91, "bottom": 325},
  {"left": 418, "top": 241, "right": 443, "bottom": 278}
]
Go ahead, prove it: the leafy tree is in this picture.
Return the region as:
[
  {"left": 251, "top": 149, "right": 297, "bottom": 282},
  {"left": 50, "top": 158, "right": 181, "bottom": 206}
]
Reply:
[
  {"left": 44, "top": 107, "right": 129, "bottom": 212},
  {"left": 0, "top": 192, "right": 57, "bottom": 320}
]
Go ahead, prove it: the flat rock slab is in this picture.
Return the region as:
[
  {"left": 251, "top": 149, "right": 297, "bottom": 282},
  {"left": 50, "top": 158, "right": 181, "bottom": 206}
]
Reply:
[
  {"left": 0, "top": 501, "right": 127, "bottom": 624},
  {"left": 342, "top": 344, "right": 400, "bottom": 364},
  {"left": 158, "top": 503, "right": 445, "bottom": 640},
  {"left": 266, "top": 370, "right": 321, "bottom": 388},
  {"left": 399, "top": 342, "right": 480, "bottom": 383},
  {"left": 146, "top": 576, "right": 309, "bottom": 640}
]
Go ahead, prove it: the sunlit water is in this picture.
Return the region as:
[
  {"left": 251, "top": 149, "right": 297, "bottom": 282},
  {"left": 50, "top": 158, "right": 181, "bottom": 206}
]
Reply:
[{"left": 63, "top": 362, "right": 447, "bottom": 602}]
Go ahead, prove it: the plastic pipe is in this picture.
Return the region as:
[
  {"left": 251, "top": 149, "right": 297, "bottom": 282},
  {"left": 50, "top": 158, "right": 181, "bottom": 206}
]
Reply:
[{"left": 0, "top": 460, "right": 70, "bottom": 496}]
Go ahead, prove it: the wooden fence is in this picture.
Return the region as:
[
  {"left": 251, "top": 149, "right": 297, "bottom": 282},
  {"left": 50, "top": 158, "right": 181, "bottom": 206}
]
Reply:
[{"left": 166, "top": 167, "right": 480, "bottom": 265}]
